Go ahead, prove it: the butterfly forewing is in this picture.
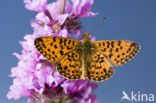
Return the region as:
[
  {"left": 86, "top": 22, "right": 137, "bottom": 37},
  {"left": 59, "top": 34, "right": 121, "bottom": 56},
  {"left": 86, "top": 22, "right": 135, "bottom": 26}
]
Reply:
[
  {"left": 34, "top": 36, "right": 80, "bottom": 62},
  {"left": 57, "top": 49, "right": 82, "bottom": 80},
  {"left": 88, "top": 51, "right": 114, "bottom": 81},
  {"left": 93, "top": 40, "right": 140, "bottom": 66}
]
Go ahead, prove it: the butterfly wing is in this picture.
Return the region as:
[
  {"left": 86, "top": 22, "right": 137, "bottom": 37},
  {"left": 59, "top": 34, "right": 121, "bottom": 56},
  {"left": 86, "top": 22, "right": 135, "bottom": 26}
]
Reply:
[
  {"left": 57, "top": 49, "right": 82, "bottom": 80},
  {"left": 34, "top": 36, "right": 80, "bottom": 63},
  {"left": 93, "top": 40, "right": 140, "bottom": 66},
  {"left": 88, "top": 51, "right": 114, "bottom": 81}
]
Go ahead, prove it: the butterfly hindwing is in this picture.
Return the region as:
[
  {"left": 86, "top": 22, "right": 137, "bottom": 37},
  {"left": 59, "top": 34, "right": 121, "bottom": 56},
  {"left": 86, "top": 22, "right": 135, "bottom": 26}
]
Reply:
[
  {"left": 93, "top": 40, "right": 140, "bottom": 66},
  {"left": 34, "top": 36, "right": 80, "bottom": 62},
  {"left": 57, "top": 49, "right": 82, "bottom": 80},
  {"left": 88, "top": 51, "right": 114, "bottom": 81}
]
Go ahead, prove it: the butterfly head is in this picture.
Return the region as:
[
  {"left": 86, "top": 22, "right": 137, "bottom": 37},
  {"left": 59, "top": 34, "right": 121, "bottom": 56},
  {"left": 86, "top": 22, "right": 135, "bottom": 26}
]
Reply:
[
  {"left": 82, "top": 32, "right": 91, "bottom": 44},
  {"left": 84, "top": 32, "right": 89, "bottom": 38}
]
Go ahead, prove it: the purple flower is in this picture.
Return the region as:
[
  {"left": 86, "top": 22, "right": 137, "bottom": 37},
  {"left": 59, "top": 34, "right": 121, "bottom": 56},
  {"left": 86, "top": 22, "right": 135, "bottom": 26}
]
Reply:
[
  {"left": 66, "top": 0, "right": 98, "bottom": 17},
  {"left": 31, "top": 3, "right": 69, "bottom": 38},
  {"left": 8, "top": 0, "right": 98, "bottom": 103},
  {"left": 26, "top": 0, "right": 97, "bottom": 39}
]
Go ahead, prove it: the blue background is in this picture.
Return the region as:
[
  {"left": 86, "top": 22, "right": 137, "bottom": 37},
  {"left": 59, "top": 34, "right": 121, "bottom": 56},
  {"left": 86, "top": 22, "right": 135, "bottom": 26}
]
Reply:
[{"left": 0, "top": 0, "right": 156, "bottom": 103}]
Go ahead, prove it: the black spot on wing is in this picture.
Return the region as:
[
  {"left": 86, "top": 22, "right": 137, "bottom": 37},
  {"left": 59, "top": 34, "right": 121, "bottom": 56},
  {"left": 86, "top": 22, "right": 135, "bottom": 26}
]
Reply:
[
  {"left": 60, "top": 50, "right": 64, "bottom": 55},
  {"left": 107, "top": 42, "right": 110, "bottom": 48},
  {"left": 53, "top": 37, "right": 56, "bottom": 42},
  {"left": 111, "top": 42, "right": 114, "bottom": 48}
]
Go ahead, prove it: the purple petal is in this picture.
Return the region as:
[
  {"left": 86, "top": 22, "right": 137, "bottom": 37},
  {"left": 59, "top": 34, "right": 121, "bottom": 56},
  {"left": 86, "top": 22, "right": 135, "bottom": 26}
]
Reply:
[
  {"left": 83, "top": 86, "right": 92, "bottom": 99},
  {"left": 36, "top": 12, "right": 50, "bottom": 24},
  {"left": 36, "top": 63, "right": 53, "bottom": 88},
  {"left": 57, "top": 14, "right": 69, "bottom": 25},
  {"left": 71, "top": 0, "right": 98, "bottom": 17},
  {"left": 89, "top": 34, "right": 96, "bottom": 41},
  {"left": 7, "top": 78, "right": 32, "bottom": 99},
  {"left": 58, "top": 29, "right": 69, "bottom": 37},
  {"left": 89, "top": 95, "right": 98, "bottom": 103},
  {"left": 70, "top": 30, "right": 80, "bottom": 39},
  {"left": 24, "top": 0, "right": 47, "bottom": 12},
  {"left": 47, "top": 2, "right": 68, "bottom": 25}
]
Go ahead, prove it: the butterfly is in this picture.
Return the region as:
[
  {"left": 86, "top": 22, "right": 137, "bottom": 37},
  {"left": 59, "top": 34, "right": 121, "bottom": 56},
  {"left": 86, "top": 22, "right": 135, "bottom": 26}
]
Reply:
[{"left": 34, "top": 32, "right": 140, "bottom": 82}]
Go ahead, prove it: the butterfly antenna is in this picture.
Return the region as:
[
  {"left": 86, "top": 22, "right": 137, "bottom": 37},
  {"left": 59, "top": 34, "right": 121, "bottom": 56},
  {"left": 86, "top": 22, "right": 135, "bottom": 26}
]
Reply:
[{"left": 89, "top": 16, "right": 106, "bottom": 34}]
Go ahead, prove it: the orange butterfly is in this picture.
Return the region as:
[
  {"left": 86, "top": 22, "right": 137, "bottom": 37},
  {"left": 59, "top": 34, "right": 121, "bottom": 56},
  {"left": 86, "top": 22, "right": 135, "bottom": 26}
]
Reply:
[{"left": 34, "top": 32, "right": 140, "bottom": 82}]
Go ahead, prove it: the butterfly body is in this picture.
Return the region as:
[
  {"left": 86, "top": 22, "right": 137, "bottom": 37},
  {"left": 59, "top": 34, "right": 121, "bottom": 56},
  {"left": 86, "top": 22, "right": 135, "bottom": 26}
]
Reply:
[
  {"left": 34, "top": 32, "right": 140, "bottom": 82},
  {"left": 80, "top": 33, "right": 94, "bottom": 79}
]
